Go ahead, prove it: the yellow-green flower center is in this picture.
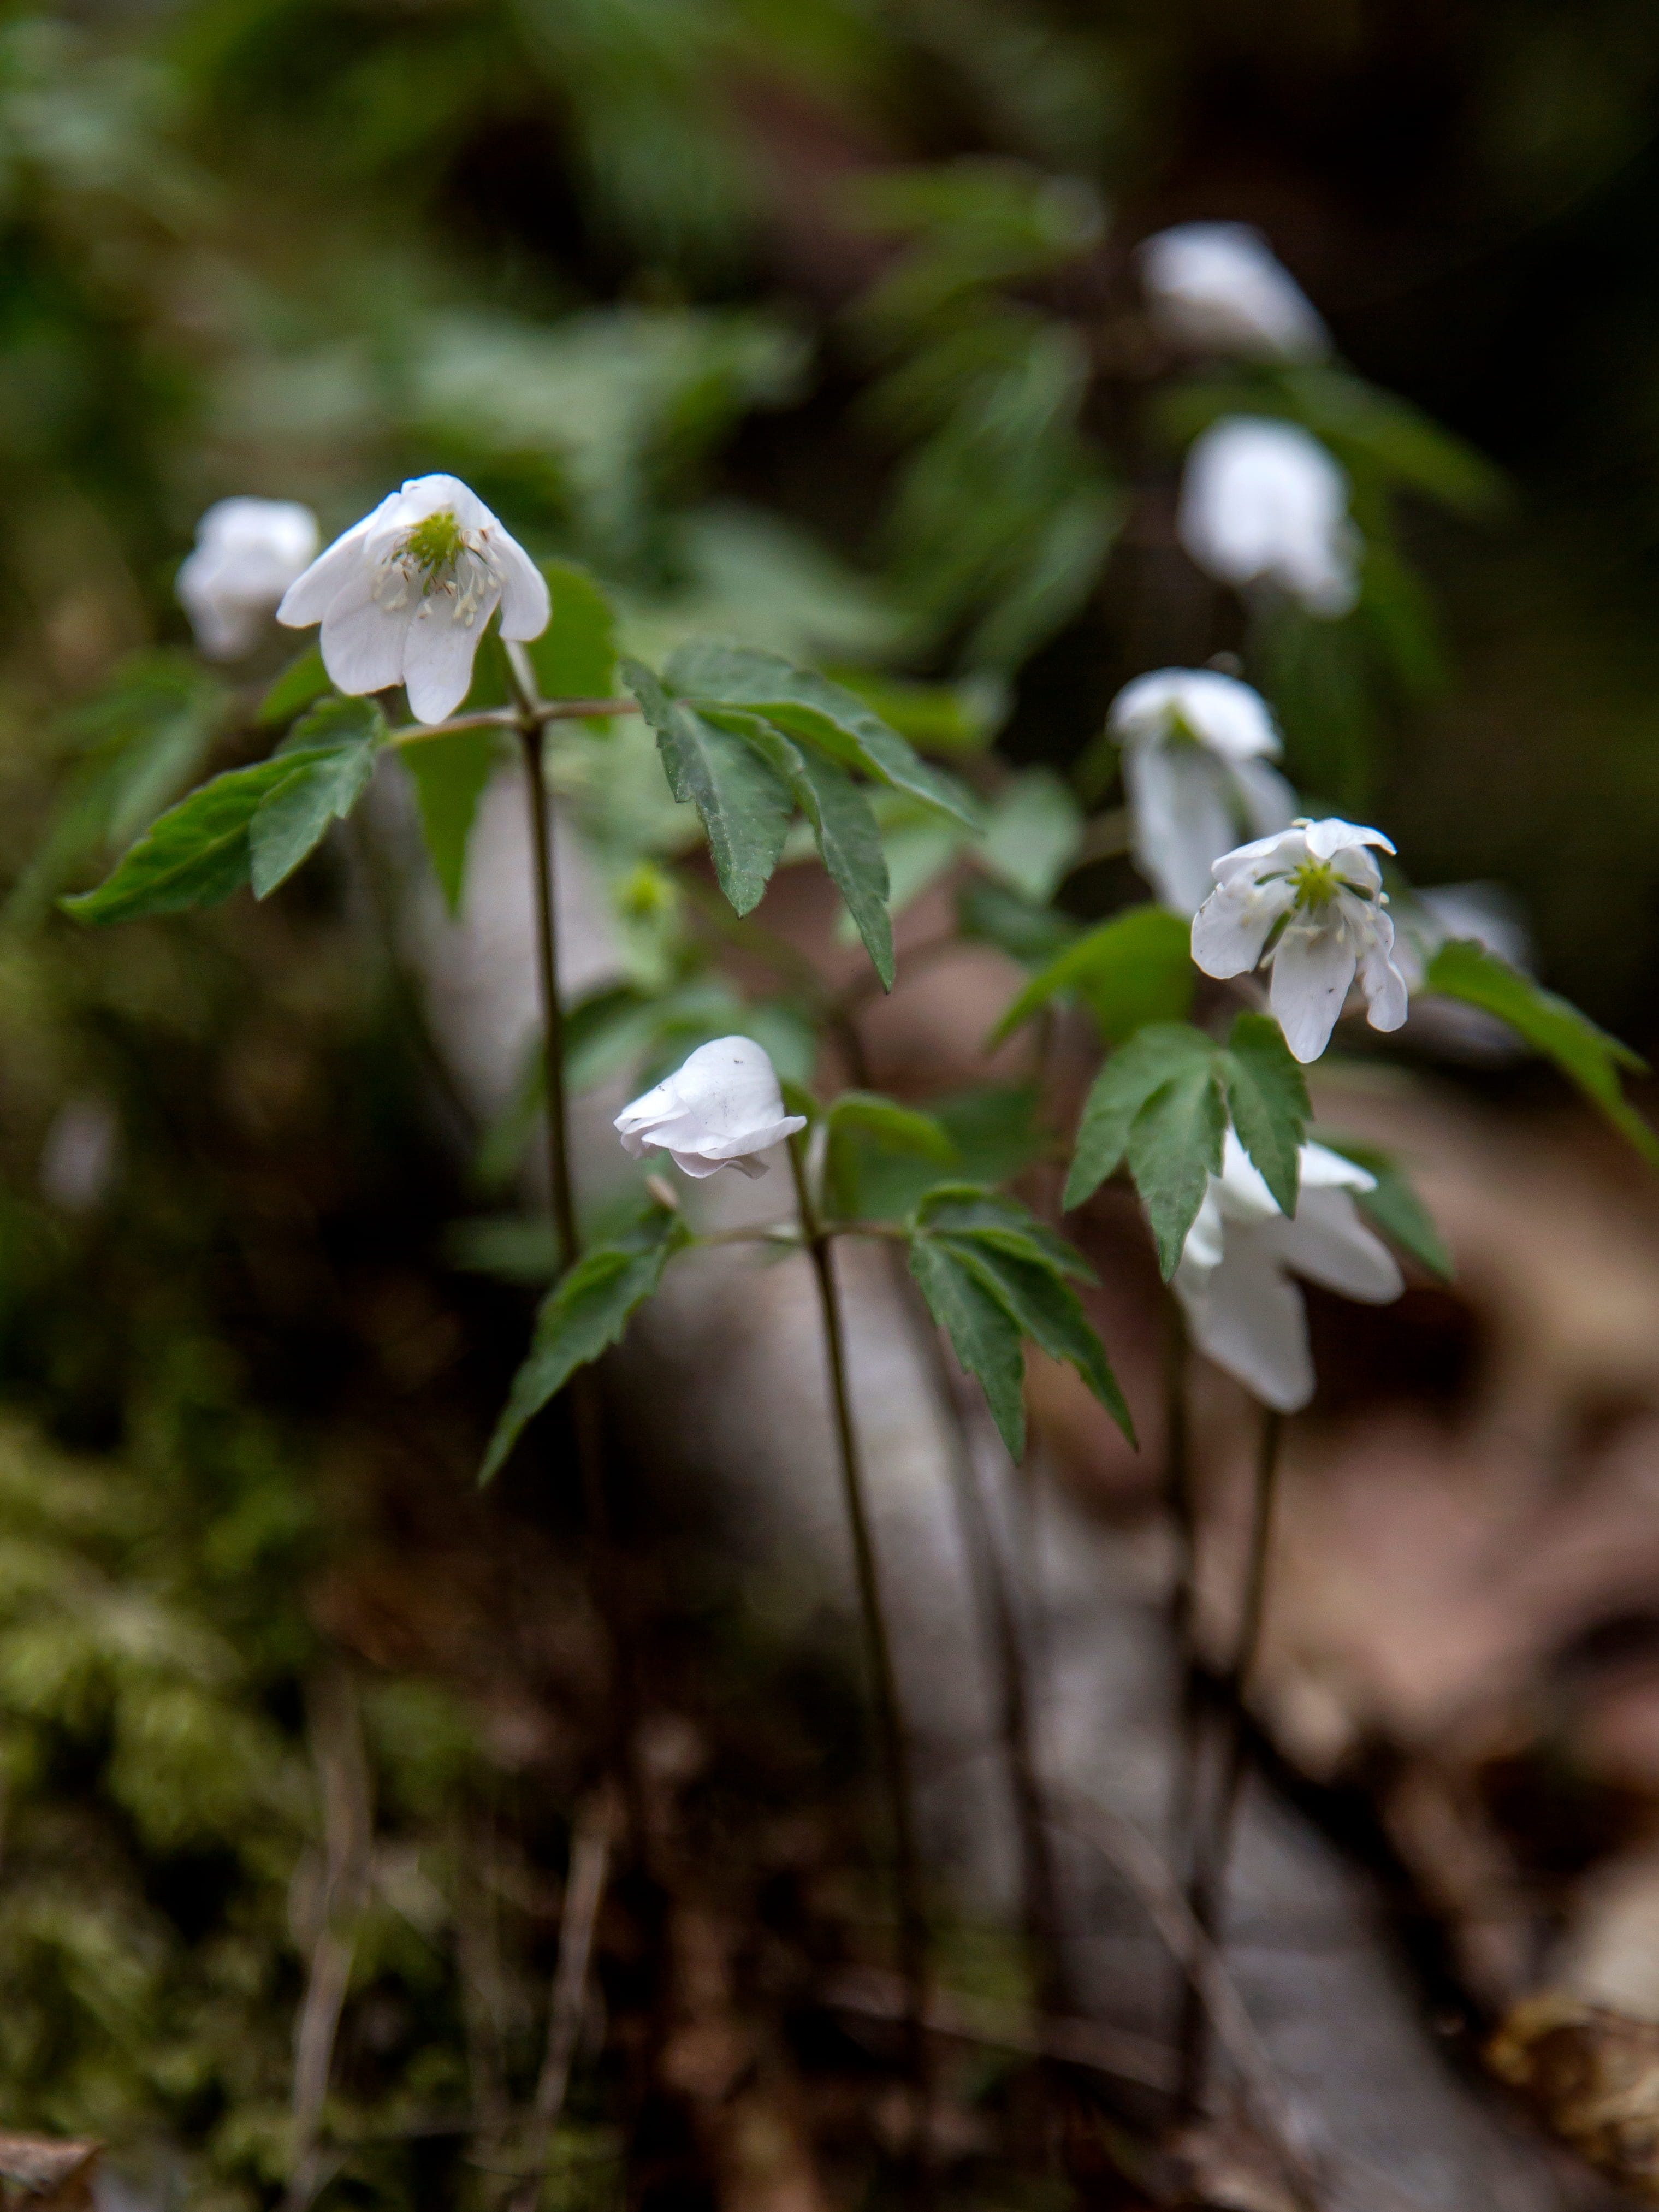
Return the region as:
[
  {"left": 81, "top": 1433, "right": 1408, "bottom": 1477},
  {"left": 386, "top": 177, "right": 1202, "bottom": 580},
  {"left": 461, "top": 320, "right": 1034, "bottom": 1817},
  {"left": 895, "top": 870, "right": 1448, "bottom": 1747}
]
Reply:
[
  {"left": 402, "top": 508, "right": 466, "bottom": 572},
  {"left": 1288, "top": 856, "right": 1341, "bottom": 909}
]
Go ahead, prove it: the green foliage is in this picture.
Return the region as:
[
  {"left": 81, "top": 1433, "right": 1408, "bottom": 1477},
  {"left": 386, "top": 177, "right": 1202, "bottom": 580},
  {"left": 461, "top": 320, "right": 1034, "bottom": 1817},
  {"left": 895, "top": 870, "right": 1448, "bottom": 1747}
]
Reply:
[
  {"left": 256, "top": 644, "right": 331, "bottom": 728},
  {"left": 908, "top": 1182, "right": 1132, "bottom": 1457},
  {"left": 990, "top": 903, "right": 1194, "bottom": 1046},
  {"left": 481, "top": 1204, "right": 691, "bottom": 1483},
  {"left": 623, "top": 660, "right": 795, "bottom": 916},
  {"left": 822, "top": 1090, "right": 956, "bottom": 1219},
  {"left": 1425, "top": 938, "right": 1659, "bottom": 1163},
  {"left": 400, "top": 727, "right": 500, "bottom": 914},
  {"left": 528, "top": 558, "right": 618, "bottom": 708},
  {"left": 1064, "top": 1018, "right": 1310, "bottom": 1275},
  {"left": 63, "top": 701, "right": 384, "bottom": 924},
  {"left": 1313, "top": 1132, "right": 1454, "bottom": 1280}
]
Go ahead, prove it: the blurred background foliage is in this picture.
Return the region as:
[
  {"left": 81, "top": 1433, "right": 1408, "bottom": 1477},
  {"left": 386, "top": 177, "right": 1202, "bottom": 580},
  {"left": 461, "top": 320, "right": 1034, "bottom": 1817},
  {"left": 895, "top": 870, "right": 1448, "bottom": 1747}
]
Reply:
[{"left": 8, "top": 0, "right": 1659, "bottom": 2199}]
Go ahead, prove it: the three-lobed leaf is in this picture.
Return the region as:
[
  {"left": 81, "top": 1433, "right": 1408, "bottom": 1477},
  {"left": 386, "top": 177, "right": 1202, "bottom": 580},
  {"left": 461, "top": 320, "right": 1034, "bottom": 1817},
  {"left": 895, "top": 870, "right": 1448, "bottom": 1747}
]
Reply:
[
  {"left": 1424, "top": 939, "right": 1658, "bottom": 1165},
  {"left": 481, "top": 1207, "right": 690, "bottom": 1483}
]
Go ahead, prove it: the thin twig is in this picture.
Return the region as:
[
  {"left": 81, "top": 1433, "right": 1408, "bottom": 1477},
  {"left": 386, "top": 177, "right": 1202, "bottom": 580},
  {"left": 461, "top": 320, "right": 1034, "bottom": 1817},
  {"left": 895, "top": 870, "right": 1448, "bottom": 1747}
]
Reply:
[
  {"left": 787, "top": 1138, "right": 933, "bottom": 2180},
  {"left": 509, "top": 1794, "right": 615, "bottom": 2212}
]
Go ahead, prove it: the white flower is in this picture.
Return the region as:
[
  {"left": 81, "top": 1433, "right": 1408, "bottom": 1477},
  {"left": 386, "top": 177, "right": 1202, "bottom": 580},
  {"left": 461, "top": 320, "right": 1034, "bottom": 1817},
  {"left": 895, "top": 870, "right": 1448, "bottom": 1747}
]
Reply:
[
  {"left": 1192, "top": 817, "right": 1409, "bottom": 1064},
  {"left": 1175, "top": 1132, "right": 1403, "bottom": 1411},
  {"left": 615, "top": 1036, "right": 807, "bottom": 1181},
  {"left": 1178, "top": 417, "right": 1360, "bottom": 618},
  {"left": 276, "top": 474, "right": 550, "bottom": 725},
  {"left": 1138, "top": 222, "right": 1329, "bottom": 362},
  {"left": 176, "top": 498, "right": 320, "bottom": 659},
  {"left": 1109, "top": 667, "right": 1297, "bottom": 915}
]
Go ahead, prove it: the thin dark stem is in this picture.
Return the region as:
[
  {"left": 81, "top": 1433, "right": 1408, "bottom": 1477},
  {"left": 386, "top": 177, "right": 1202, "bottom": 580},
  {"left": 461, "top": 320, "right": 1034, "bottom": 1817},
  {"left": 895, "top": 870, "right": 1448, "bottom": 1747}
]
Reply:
[
  {"left": 518, "top": 722, "right": 579, "bottom": 1271},
  {"left": 1180, "top": 1402, "right": 1284, "bottom": 2118},
  {"left": 787, "top": 1139, "right": 932, "bottom": 2176}
]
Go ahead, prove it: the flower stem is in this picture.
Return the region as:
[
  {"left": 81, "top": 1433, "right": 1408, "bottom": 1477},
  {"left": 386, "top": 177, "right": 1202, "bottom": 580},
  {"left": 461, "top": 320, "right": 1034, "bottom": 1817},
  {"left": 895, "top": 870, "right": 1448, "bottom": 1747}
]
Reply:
[
  {"left": 1178, "top": 1401, "right": 1284, "bottom": 2118},
  {"left": 518, "top": 722, "right": 579, "bottom": 1272},
  {"left": 787, "top": 1136, "right": 932, "bottom": 2172}
]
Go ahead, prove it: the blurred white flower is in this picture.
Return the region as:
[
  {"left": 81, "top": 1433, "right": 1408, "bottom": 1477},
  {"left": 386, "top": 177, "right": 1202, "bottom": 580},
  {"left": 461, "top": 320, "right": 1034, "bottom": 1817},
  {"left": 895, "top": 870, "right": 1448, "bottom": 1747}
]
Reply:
[
  {"left": 176, "top": 498, "right": 319, "bottom": 659},
  {"left": 615, "top": 1036, "right": 807, "bottom": 1180},
  {"left": 1175, "top": 1131, "right": 1403, "bottom": 1412},
  {"left": 1393, "top": 880, "right": 1534, "bottom": 991},
  {"left": 39, "top": 1095, "right": 120, "bottom": 1214},
  {"left": 1192, "top": 816, "right": 1409, "bottom": 1063},
  {"left": 277, "top": 474, "right": 550, "bottom": 724},
  {"left": 1178, "top": 417, "right": 1360, "bottom": 617},
  {"left": 1109, "top": 667, "right": 1297, "bottom": 915},
  {"left": 1139, "top": 222, "right": 1330, "bottom": 362}
]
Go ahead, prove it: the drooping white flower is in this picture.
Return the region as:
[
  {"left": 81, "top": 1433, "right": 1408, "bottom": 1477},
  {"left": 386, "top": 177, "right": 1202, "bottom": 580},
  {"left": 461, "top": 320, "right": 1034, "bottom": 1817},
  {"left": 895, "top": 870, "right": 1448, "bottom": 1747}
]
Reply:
[
  {"left": 1178, "top": 417, "right": 1360, "bottom": 618},
  {"left": 1192, "top": 817, "right": 1409, "bottom": 1064},
  {"left": 1176, "top": 1131, "right": 1403, "bottom": 1411},
  {"left": 1109, "top": 667, "right": 1297, "bottom": 915},
  {"left": 615, "top": 1036, "right": 807, "bottom": 1181},
  {"left": 176, "top": 498, "right": 320, "bottom": 659},
  {"left": 1138, "top": 222, "right": 1329, "bottom": 362},
  {"left": 276, "top": 474, "right": 550, "bottom": 724}
]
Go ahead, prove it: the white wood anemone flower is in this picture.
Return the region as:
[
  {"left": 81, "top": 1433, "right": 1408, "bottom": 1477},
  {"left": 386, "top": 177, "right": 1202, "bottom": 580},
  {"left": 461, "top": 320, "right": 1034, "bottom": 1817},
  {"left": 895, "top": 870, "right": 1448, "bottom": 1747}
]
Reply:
[
  {"left": 1109, "top": 667, "right": 1297, "bottom": 915},
  {"left": 1192, "top": 817, "right": 1409, "bottom": 1064},
  {"left": 1137, "top": 222, "right": 1330, "bottom": 363},
  {"left": 276, "top": 474, "right": 550, "bottom": 724},
  {"left": 1177, "top": 416, "right": 1359, "bottom": 618},
  {"left": 614, "top": 1037, "right": 807, "bottom": 1181},
  {"left": 1175, "top": 1131, "right": 1403, "bottom": 1412},
  {"left": 177, "top": 498, "right": 319, "bottom": 660}
]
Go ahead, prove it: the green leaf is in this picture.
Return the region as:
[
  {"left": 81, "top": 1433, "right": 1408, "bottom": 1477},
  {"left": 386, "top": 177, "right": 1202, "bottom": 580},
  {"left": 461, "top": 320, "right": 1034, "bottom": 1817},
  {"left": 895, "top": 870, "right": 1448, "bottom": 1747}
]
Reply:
[
  {"left": 1127, "top": 1060, "right": 1228, "bottom": 1279},
  {"left": 400, "top": 729, "right": 500, "bottom": 913},
  {"left": 941, "top": 1232, "right": 1133, "bottom": 1443},
  {"left": 1425, "top": 939, "right": 1658, "bottom": 1164},
  {"left": 62, "top": 752, "right": 330, "bottom": 925},
  {"left": 480, "top": 1209, "right": 689, "bottom": 1483},
  {"left": 1062, "top": 1025, "right": 1217, "bottom": 1211},
  {"left": 908, "top": 1233, "right": 1028, "bottom": 1457},
  {"left": 956, "top": 879, "right": 1080, "bottom": 965},
  {"left": 823, "top": 668, "right": 1000, "bottom": 754},
  {"left": 1222, "top": 1014, "right": 1310, "bottom": 1217},
  {"left": 256, "top": 644, "right": 331, "bottom": 728},
  {"left": 529, "top": 560, "right": 617, "bottom": 711},
  {"left": 771, "top": 736, "right": 893, "bottom": 990},
  {"left": 1313, "top": 1132, "right": 1454, "bottom": 1282},
  {"left": 912, "top": 1184, "right": 1091, "bottom": 1280},
  {"left": 663, "top": 638, "right": 980, "bottom": 829},
  {"left": 990, "top": 904, "right": 1194, "bottom": 1048},
  {"left": 623, "top": 658, "right": 793, "bottom": 915},
  {"left": 826, "top": 1092, "right": 956, "bottom": 1160},
  {"left": 249, "top": 719, "right": 381, "bottom": 898},
  {"left": 979, "top": 768, "right": 1083, "bottom": 904}
]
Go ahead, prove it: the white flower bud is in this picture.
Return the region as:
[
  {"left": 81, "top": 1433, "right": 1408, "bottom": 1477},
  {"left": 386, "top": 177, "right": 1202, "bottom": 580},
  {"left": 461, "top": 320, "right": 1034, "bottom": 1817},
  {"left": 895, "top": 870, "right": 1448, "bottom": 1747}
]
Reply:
[
  {"left": 614, "top": 1036, "right": 807, "bottom": 1181},
  {"left": 1175, "top": 1131, "right": 1402, "bottom": 1411},
  {"left": 176, "top": 498, "right": 320, "bottom": 659},
  {"left": 277, "top": 474, "right": 550, "bottom": 724},
  {"left": 1138, "top": 222, "right": 1329, "bottom": 362},
  {"left": 1109, "top": 667, "right": 1297, "bottom": 915},
  {"left": 1178, "top": 417, "right": 1360, "bottom": 618}
]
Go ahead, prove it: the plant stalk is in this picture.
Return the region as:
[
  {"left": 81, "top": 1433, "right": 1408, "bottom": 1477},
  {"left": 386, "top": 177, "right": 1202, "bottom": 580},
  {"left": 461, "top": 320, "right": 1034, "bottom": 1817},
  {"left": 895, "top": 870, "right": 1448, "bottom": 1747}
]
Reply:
[
  {"left": 787, "top": 1137, "right": 932, "bottom": 2172},
  {"left": 1178, "top": 1402, "right": 1284, "bottom": 2118}
]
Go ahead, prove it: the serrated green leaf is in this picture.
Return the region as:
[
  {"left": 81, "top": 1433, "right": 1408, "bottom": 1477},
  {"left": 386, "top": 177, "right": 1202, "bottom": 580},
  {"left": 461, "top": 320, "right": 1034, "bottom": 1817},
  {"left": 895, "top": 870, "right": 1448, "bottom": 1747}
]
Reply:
[
  {"left": 250, "top": 731, "right": 380, "bottom": 898},
  {"left": 990, "top": 903, "right": 1194, "bottom": 1048},
  {"left": 1425, "top": 939, "right": 1658, "bottom": 1165},
  {"left": 1063, "top": 1024, "right": 1218, "bottom": 1211},
  {"left": 623, "top": 658, "right": 793, "bottom": 915},
  {"left": 912, "top": 1183, "right": 1092, "bottom": 1281},
  {"left": 62, "top": 751, "right": 335, "bottom": 925},
  {"left": 1126, "top": 1061, "right": 1228, "bottom": 1278},
  {"left": 773, "top": 738, "right": 893, "bottom": 990},
  {"left": 400, "top": 729, "right": 500, "bottom": 913},
  {"left": 1222, "top": 1013, "right": 1310, "bottom": 1217},
  {"left": 941, "top": 1232, "right": 1133, "bottom": 1444},
  {"left": 1313, "top": 1132, "right": 1454, "bottom": 1282},
  {"left": 663, "top": 638, "right": 980, "bottom": 829},
  {"left": 909, "top": 1233, "right": 1028, "bottom": 1457},
  {"left": 529, "top": 560, "right": 616, "bottom": 711},
  {"left": 481, "top": 1210, "right": 689, "bottom": 1483},
  {"left": 256, "top": 644, "right": 331, "bottom": 728}
]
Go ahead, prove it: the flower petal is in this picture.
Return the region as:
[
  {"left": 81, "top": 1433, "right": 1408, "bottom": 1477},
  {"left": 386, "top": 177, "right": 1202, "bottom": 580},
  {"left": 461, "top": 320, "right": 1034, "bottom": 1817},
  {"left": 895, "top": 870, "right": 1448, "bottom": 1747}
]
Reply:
[
  {"left": 319, "top": 569, "right": 414, "bottom": 697},
  {"left": 1272, "top": 1187, "right": 1403, "bottom": 1303},
  {"left": 403, "top": 587, "right": 501, "bottom": 723},
  {"left": 1303, "top": 816, "right": 1395, "bottom": 863},
  {"left": 1177, "top": 1236, "right": 1314, "bottom": 1411},
  {"left": 1269, "top": 919, "right": 1357, "bottom": 1062},
  {"left": 1126, "top": 744, "right": 1238, "bottom": 915},
  {"left": 1230, "top": 756, "right": 1299, "bottom": 842},
  {"left": 1192, "top": 876, "right": 1293, "bottom": 978},
  {"left": 496, "top": 535, "right": 552, "bottom": 640},
  {"left": 278, "top": 503, "right": 389, "bottom": 628},
  {"left": 1359, "top": 932, "right": 1409, "bottom": 1033}
]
